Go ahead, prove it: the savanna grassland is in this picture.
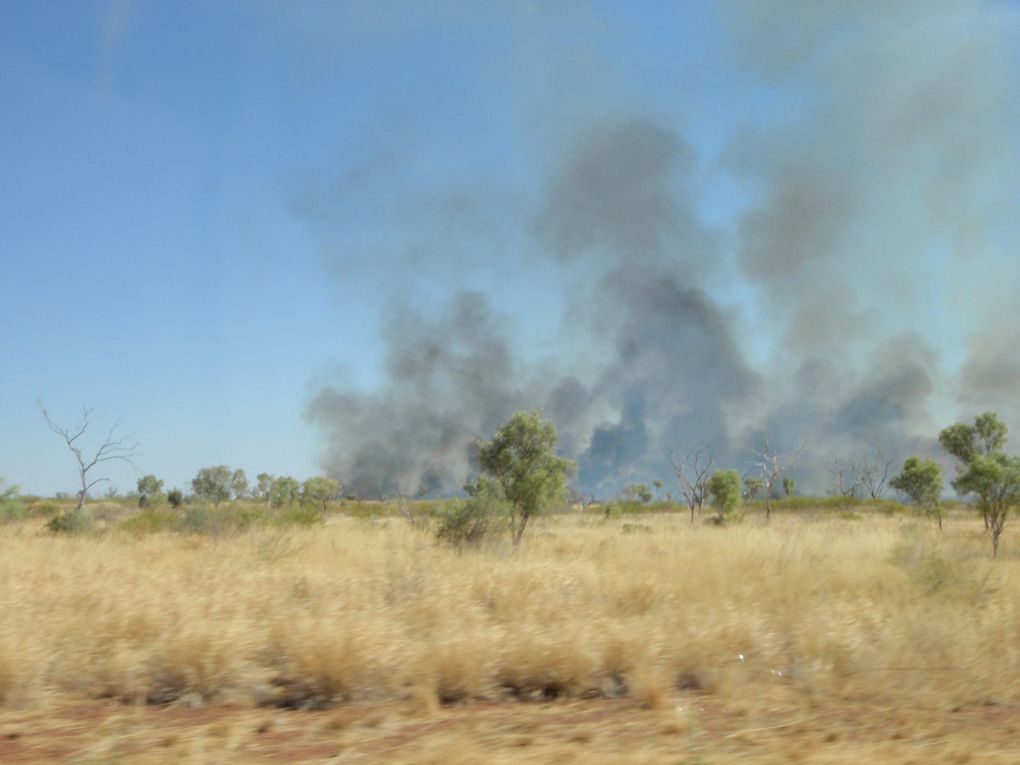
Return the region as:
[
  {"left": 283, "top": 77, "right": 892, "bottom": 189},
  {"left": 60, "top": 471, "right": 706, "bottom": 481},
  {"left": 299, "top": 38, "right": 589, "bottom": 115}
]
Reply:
[{"left": 1, "top": 506, "right": 1018, "bottom": 764}]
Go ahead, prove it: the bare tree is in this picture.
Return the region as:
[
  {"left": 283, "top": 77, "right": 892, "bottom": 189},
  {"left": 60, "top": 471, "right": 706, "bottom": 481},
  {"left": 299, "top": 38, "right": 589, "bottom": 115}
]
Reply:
[
  {"left": 669, "top": 443, "right": 714, "bottom": 524},
  {"left": 855, "top": 448, "right": 894, "bottom": 499},
  {"left": 41, "top": 404, "right": 139, "bottom": 516},
  {"left": 827, "top": 450, "right": 894, "bottom": 501},
  {"left": 752, "top": 437, "right": 805, "bottom": 520}
]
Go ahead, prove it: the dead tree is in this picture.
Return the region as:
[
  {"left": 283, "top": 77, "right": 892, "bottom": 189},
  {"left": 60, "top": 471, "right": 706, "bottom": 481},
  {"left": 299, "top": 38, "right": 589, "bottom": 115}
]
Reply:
[
  {"left": 752, "top": 437, "right": 805, "bottom": 520},
  {"left": 855, "top": 448, "right": 894, "bottom": 499},
  {"left": 827, "top": 457, "right": 862, "bottom": 499},
  {"left": 669, "top": 443, "right": 714, "bottom": 524},
  {"left": 41, "top": 404, "right": 138, "bottom": 515}
]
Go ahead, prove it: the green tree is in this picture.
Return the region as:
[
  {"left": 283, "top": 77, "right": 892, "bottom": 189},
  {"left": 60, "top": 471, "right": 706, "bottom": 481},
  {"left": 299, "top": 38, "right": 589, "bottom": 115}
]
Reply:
[
  {"left": 475, "top": 410, "right": 575, "bottom": 547},
  {"left": 622, "top": 483, "right": 653, "bottom": 504},
  {"left": 782, "top": 476, "right": 795, "bottom": 497},
  {"left": 890, "top": 457, "right": 944, "bottom": 529},
  {"left": 270, "top": 476, "right": 301, "bottom": 507},
  {"left": 301, "top": 476, "right": 341, "bottom": 512},
  {"left": 191, "top": 465, "right": 232, "bottom": 506},
  {"left": 940, "top": 412, "right": 1020, "bottom": 557},
  {"left": 136, "top": 474, "right": 165, "bottom": 508},
  {"left": 707, "top": 469, "right": 742, "bottom": 524},
  {"left": 255, "top": 473, "right": 274, "bottom": 508},
  {"left": 231, "top": 469, "right": 249, "bottom": 500},
  {"left": 743, "top": 476, "right": 764, "bottom": 501}
]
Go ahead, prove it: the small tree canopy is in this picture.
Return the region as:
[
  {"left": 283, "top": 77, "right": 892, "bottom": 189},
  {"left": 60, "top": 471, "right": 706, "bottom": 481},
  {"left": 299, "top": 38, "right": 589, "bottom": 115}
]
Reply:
[
  {"left": 475, "top": 410, "right": 574, "bottom": 546},
  {"left": 192, "top": 466, "right": 232, "bottom": 506},
  {"left": 708, "top": 469, "right": 742, "bottom": 522},
  {"left": 301, "top": 476, "right": 341, "bottom": 512},
  {"left": 890, "top": 458, "right": 942, "bottom": 507},
  {"left": 137, "top": 474, "right": 165, "bottom": 508}
]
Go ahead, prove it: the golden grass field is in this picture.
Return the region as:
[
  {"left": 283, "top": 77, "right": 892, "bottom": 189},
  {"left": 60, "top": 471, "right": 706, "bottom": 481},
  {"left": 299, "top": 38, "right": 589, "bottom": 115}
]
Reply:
[{"left": 1, "top": 508, "right": 1018, "bottom": 763}]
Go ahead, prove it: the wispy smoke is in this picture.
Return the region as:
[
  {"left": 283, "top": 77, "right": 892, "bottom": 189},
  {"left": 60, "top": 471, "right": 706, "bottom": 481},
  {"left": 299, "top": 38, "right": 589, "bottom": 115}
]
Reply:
[{"left": 303, "top": 1, "right": 1020, "bottom": 496}]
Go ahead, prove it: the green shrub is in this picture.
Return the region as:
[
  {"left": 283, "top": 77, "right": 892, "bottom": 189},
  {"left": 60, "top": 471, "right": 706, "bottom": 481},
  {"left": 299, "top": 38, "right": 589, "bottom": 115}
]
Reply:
[
  {"left": 275, "top": 504, "right": 325, "bottom": 527},
  {"left": 435, "top": 488, "right": 507, "bottom": 548},
  {"left": 167, "top": 489, "right": 184, "bottom": 508},
  {"left": 46, "top": 510, "right": 95, "bottom": 534},
  {"left": 120, "top": 508, "right": 181, "bottom": 534}
]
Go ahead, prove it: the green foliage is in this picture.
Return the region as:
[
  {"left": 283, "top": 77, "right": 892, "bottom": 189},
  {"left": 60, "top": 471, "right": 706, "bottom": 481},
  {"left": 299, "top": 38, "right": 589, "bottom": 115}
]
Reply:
[
  {"left": 940, "top": 412, "right": 1020, "bottom": 557},
  {"left": 621, "top": 483, "right": 653, "bottom": 504},
  {"left": 46, "top": 509, "right": 94, "bottom": 534},
  {"left": 743, "top": 476, "right": 764, "bottom": 501},
  {"left": 436, "top": 480, "right": 508, "bottom": 548},
  {"left": 890, "top": 457, "right": 943, "bottom": 527},
  {"left": 275, "top": 504, "right": 326, "bottom": 527},
  {"left": 136, "top": 474, "right": 165, "bottom": 508},
  {"left": 167, "top": 489, "right": 184, "bottom": 508},
  {"left": 707, "top": 470, "right": 742, "bottom": 523},
  {"left": 475, "top": 410, "right": 575, "bottom": 546},
  {"left": 271, "top": 476, "right": 301, "bottom": 508},
  {"left": 120, "top": 508, "right": 180, "bottom": 534},
  {"left": 301, "top": 476, "right": 341, "bottom": 512},
  {"left": 0, "top": 476, "right": 25, "bottom": 523},
  {"left": 600, "top": 499, "right": 654, "bottom": 518},
  {"left": 191, "top": 466, "right": 233, "bottom": 506},
  {"left": 782, "top": 476, "right": 795, "bottom": 497},
  {"left": 231, "top": 469, "right": 249, "bottom": 499},
  {"left": 939, "top": 412, "right": 1007, "bottom": 466}
]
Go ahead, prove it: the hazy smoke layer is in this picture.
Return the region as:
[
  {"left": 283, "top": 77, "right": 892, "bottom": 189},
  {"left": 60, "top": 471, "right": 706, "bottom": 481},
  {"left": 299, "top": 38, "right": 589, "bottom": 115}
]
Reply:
[{"left": 305, "top": 1, "right": 1020, "bottom": 497}]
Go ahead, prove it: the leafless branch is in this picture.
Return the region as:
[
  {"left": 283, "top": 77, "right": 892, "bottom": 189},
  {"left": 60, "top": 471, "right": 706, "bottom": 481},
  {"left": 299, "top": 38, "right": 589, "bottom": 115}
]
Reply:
[
  {"left": 39, "top": 402, "right": 139, "bottom": 514},
  {"left": 752, "top": 436, "right": 805, "bottom": 519},
  {"left": 670, "top": 442, "right": 714, "bottom": 524}
]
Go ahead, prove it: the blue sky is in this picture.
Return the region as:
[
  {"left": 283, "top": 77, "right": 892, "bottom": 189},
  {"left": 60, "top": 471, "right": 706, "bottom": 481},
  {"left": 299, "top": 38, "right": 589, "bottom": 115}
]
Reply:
[{"left": 3, "top": 1, "right": 1019, "bottom": 497}]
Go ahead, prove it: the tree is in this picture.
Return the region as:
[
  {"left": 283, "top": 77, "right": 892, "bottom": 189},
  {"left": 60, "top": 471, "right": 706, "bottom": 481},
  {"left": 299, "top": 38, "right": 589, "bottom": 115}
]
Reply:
[
  {"left": 41, "top": 404, "right": 138, "bottom": 517},
  {"left": 231, "top": 469, "right": 249, "bottom": 500},
  {"left": 301, "top": 476, "right": 341, "bottom": 512},
  {"left": 707, "top": 469, "right": 742, "bottom": 524},
  {"left": 782, "top": 476, "right": 796, "bottom": 497},
  {"left": 167, "top": 489, "right": 184, "bottom": 508},
  {"left": 475, "top": 410, "right": 575, "bottom": 547},
  {"left": 270, "top": 476, "right": 301, "bottom": 507},
  {"left": 255, "top": 473, "right": 274, "bottom": 508},
  {"left": 136, "top": 474, "right": 165, "bottom": 508},
  {"left": 890, "top": 457, "right": 944, "bottom": 529},
  {"left": 752, "top": 437, "right": 804, "bottom": 519},
  {"left": 652, "top": 479, "right": 664, "bottom": 500},
  {"left": 827, "top": 457, "right": 862, "bottom": 499},
  {"left": 192, "top": 465, "right": 232, "bottom": 506},
  {"left": 670, "top": 443, "right": 714, "bottom": 524},
  {"left": 743, "top": 476, "right": 764, "bottom": 501},
  {"left": 622, "top": 483, "right": 653, "bottom": 504},
  {"left": 855, "top": 448, "right": 894, "bottom": 500},
  {"left": 940, "top": 412, "right": 1020, "bottom": 558}
]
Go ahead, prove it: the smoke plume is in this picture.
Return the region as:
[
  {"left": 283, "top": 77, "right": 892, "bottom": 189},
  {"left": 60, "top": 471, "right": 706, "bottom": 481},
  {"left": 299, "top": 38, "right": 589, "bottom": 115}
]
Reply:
[{"left": 303, "top": 1, "right": 1020, "bottom": 497}]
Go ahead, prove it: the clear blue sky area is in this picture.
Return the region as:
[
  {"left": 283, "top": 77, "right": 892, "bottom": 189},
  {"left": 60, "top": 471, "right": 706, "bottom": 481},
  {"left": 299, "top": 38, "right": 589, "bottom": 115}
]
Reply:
[{"left": 3, "top": 1, "right": 1019, "bottom": 496}]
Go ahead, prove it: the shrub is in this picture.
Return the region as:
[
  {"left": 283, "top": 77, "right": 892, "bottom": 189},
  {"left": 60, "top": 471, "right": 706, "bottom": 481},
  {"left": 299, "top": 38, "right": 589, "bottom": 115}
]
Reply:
[
  {"left": 167, "top": 489, "right": 184, "bottom": 508},
  {"left": 275, "top": 504, "right": 325, "bottom": 527},
  {"left": 120, "top": 508, "right": 181, "bottom": 534},
  {"left": 436, "top": 487, "right": 507, "bottom": 548},
  {"left": 46, "top": 510, "right": 95, "bottom": 534},
  {"left": 707, "top": 470, "right": 742, "bottom": 524}
]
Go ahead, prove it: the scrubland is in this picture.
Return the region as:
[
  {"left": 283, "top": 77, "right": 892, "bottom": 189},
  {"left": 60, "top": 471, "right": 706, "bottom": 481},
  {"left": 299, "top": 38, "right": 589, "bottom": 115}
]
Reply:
[{"left": 1, "top": 508, "right": 1018, "bottom": 763}]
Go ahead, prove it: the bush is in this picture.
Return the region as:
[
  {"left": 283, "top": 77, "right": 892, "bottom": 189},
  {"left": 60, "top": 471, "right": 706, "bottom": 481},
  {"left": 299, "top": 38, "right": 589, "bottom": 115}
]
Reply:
[
  {"left": 46, "top": 510, "right": 95, "bottom": 534},
  {"left": 436, "top": 489, "right": 507, "bottom": 548},
  {"left": 120, "top": 508, "right": 181, "bottom": 534},
  {"left": 168, "top": 489, "right": 184, "bottom": 508},
  {"left": 275, "top": 504, "right": 325, "bottom": 527}
]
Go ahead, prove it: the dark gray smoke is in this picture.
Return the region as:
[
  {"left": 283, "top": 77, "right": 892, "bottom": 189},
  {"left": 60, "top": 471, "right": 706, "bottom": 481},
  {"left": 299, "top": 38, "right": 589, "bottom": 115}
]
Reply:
[{"left": 303, "top": 1, "right": 1020, "bottom": 497}]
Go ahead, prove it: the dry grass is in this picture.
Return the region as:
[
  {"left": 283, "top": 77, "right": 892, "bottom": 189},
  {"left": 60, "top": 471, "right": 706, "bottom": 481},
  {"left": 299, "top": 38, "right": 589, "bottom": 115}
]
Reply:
[{"left": 1, "top": 510, "right": 1018, "bottom": 762}]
